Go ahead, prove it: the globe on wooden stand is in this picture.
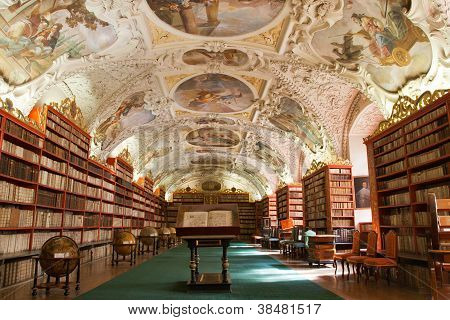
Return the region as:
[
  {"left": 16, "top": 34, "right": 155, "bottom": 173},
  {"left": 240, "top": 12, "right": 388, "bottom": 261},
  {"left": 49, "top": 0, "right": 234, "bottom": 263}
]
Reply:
[
  {"left": 32, "top": 236, "right": 81, "bottom": 296},
  {"left": 137, "top": 227, "right": 159, "bottom": 256},
  {"left": 159, "top": 227, "right": 172, "bottom": 249},
  {"left": 112, "top": 231, "right": 137, "bottom": 266}
]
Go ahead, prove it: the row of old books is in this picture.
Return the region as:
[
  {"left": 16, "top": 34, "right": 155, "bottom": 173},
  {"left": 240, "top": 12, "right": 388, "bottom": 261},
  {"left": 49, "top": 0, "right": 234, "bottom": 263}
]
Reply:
[
  {"left": 373, "top": 127, "right": 402, "bottom": 149},
  {"left": 0, "top": 154, "right": 39, "bottom": 182},
  {"left": 131, "top": 209, "right": 145, "bottom": 218},
  {"left": 31, "top": 231, "right": 60, "bottom": 250},
  {"left": 46, "top": 128, "right": 69, "bottom": 148},
  {"left": 62, "top": 230, "right": 82, "bottom": 244},
  {"left": 404, "top": 104, "right": 447, "bottom": 132},
  {"left": 332, "top": 219, "right": 354, "bottom": 227},
  {"left": 37, "top": 189, "right": 63, "bottom": 207},
  {"left": 65, "top": 194, "right": 85, "bottom": 210},
  {"left": 99, "top": 229, "right": 113, "bottom": 241},
  {"left": 330, "top": 180, "right": 352, "bottom": 187},
  {"left": 0, "top": 180, "right": 35, "bottom": 204},
  {"left": 102, "top": 203, "right": 114, "bottom": 214},
  {"left": 406, "top": 116, "right": 447, "bottom": 142},
  {"left": 411, "top": 162, "right": 449, "bottom": 183},
  {"left": 374, "top": 147, "right": 404, "bottom": 166},
  {"left": 333, "top": 209, "right": 354, "bottom": 217},
  {"left": 115, "top": 205, "right": 132, "bottom": 215},
  {"left": 309, "top": 220, "right": 326, "bottom": 228},
  {"left": 416, "top": 184, "right": 449, "bottom": 202},
  {"left": 40, "top": 154, "right": 67, "bottom": 172},
  {"left": 377, "top": 175, "right": 408, "bottom": 190},
  {"left": 333, "top": 228, "right": 354, "bottom": 243},
  {"left": 376, "top": 159, "right": 404, "bottom": 176},
  {"left": 380, "top": 192, "right": 410, "bottom": 206},
  {"left": 68, "top": 165, "right": 86, "bottom": 181},
  {"left": 1, "top": 258, "right": 35, "bottom": 288},
  {"left": 44, "top": 140, "right": 68, "bottom": 160},
  {"left": 83, "top": 230, "right": 98, "bottom": 243},
  {"left": 35, "top": 209, "right": 62, "bottom": 228},
  {"left": 331, "top": 202, "right": 354, "bottom": 209},
  {"left": 87, "top": 175, "right": 102, "bottom": 186},
  {"left": 406, "top": 127, "right": 449, "bottom": 154},
  {"left": 1, "top": 139, "right": 39, "bottom": 164},
  {"left": 331, "top": 195, "right": 353, "bottom": 202},
  {"left": 70, "top": 142, "right": 88, "bottom": 158},
  {"left": 86, "top": 199, "right": 101, "bottom": 212},
  {"left": 0, "top": 232, "right": 30, "bottom": 254},
  {"left": 5, "top": 120, "right": 43, "bottom": 148},
  {"left": 331, "top": 187, "right": 353, "bottom": 195},
  {"left": 0, "top": 206, "right": 33, "bottom": 228},
  {"left": 39, "top": 170, "right": 66, "bottom": 189},
  {"left": 63, "top": 212, "right": 84, "bottom": 227},
  {"left": 100, "top": 215, "right": 113, "bottom": 227},
  {"left": 373, "top": 135, "right": 403, "bottom": 155},
  {"left": 380, "top": 208, "right": 412, "bottom": 226},
  {"left": 83, "top": 214, "right": 99, "bottom": 227},
  {"left": 408, "top": 142, "right": 449, "bottom": 167},
  {"left": 67, "top": 178, "right": 86, "bottom": 194},
  {"left": 70, "top": 154, "right": 87, "bottom": 169}
]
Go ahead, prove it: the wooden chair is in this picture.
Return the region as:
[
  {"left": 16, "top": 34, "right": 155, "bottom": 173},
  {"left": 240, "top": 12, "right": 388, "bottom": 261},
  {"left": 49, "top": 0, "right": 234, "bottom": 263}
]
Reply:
[
  {"left": 333, "top": 230, "right": 360, "bottom": 279},
  {"left": 346, "top": 230, "right": 377, "bottom": 283},
  {"left": 427, "top": 193, "right": 450, "bottom": 299},
  {"left": 263, "top": 227, "right": 280, "bottom": 250},
  {"left": 364, "top": 230, "right": 398, "bottom": 285}
]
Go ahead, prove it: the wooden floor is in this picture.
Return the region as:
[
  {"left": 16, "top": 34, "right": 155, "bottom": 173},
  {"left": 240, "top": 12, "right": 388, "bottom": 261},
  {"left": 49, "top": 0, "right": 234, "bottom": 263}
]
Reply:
[{"left": 0, "top": 245, "right": 432, "bottom": 300}]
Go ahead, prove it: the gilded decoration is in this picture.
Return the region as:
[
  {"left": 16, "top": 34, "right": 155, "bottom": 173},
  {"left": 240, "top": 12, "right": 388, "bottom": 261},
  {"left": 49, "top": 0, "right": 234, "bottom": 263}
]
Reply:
[
  {"left": 222, "top": 187, "right": 246, "bottom": 194},
  {"left": 46, "top": 98, "right": 86, "bottom": 130},
  {"left": 241, "top": 76, "right": 265, "bottom": 95},
  {"left": 175, "top": 187, "right": 201, "bottom": 193},
  {"left": 0, "top": 97, "right": 45, "bottom": 131},
  {"left": 367, "top": 90, "right": 449, "bottom": 140},
  {"left": 149, "top": 21, "right": 185, "bottom": 45},
  {"left": 118, "top": 147, "right": 133, "bottom": 166},
  {"left": 166, "top": 74, "right": 194, "bottom": 91},
  {"left": 243, "top": 19, "right": 284, "bottom": 49},
  {"left": 305, "top": 158, "right": 352, "bottom": 177},
  {"left": 89, "top": 155, "right": 108, "bottom": 166}
]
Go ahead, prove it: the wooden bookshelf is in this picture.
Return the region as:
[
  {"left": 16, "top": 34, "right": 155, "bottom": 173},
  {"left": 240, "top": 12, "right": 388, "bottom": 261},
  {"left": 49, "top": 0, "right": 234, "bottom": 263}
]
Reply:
[
  {"left": 365, "top": 91, "right": 450, "bottom": 264},
  {"left": 0, "top": 106, "right": 167, "bottom": 288},
  {"left": 276, "top": 185, "right": 303, "bottom": 228},
  {"left": 172, "top": 191, "right": 205, "bottom": 204},
  {"left": 262, "top": 195, "right": 277, "bottom": 228},
  {"left": 303, "top": 164, "right": 355, "bottom": 241}
]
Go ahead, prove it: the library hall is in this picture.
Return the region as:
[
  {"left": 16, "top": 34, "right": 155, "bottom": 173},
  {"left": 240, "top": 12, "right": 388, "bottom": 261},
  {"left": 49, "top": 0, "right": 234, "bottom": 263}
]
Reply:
[{"left": 0, "top": 0, "right": 450, "bottom": 305}]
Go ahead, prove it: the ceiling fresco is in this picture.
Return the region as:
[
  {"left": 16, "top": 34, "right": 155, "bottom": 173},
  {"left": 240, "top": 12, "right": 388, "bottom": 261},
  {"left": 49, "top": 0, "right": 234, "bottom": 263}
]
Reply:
[
  {"left": 173, "top": 73, "right": 255, "bottom": 113},
  {"left": 148, "top": 0, "right": 286, "bottom": 37},
  {"left": 1, "top": 0, "right": 449, "bottom": 199}
]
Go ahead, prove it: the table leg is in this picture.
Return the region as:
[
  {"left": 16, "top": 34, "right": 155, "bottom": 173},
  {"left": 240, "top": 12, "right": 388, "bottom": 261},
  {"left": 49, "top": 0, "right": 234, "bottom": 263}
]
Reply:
[
  {"left": 64, "top": 261, "right": 70, "bottom": 296},
  {"left": 222, "top": 241, "right": 230, "bottom": 284},
  {"left": 188, "top": 241, "right": 197, "bottom": 284},
  {"left": 194, "top": 246, "right": 199, "bottom": 279},
  {"left": 76, "top": 260, "right": 81, "bottom": 291},
  {"left": 32, "top": 259, "right": 38, "bottom": 296}
]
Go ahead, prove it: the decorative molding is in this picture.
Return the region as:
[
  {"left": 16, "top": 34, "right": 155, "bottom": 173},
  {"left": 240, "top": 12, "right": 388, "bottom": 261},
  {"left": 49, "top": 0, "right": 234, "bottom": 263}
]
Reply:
[
  {"left": 118, "top": 147, "right": 133, "bottom": 166},
  {"left": 304, "top": 157, "right": 352, "bottom": 177},
  {"left": 165, "top": 74, "right": 194, "bottom": 91},
  {"left": 222, "top": 187, "right": 247, "bottom": 194},
  {"left": 148, "top": 21, "right": 185, "bottom": 45},
  {"left": 367, "top": 90, "right": 449, "bottom": 140},
  {"left": 244, "top": 19, "right": 285, "bottom": 48},
  {"left": 46, "top": 98, "right": 87, "bottom": 130}
]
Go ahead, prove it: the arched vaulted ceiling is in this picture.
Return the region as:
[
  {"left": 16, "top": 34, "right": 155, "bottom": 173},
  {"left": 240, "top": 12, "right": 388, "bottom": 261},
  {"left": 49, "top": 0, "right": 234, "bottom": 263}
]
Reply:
[{"left": 0, "top": 0, "right": 449, "bottom": 200}]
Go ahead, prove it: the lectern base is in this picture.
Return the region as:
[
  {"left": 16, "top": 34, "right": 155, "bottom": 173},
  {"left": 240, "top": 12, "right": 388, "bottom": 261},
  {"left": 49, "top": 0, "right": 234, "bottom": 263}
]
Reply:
[{"left": 187, "top": 273, "right": 231, "bottom": 292}]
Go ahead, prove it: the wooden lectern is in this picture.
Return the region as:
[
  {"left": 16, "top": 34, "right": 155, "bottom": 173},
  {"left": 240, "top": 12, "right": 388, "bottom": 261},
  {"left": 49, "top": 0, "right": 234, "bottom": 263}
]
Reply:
[{"left": 176, "top": 204, "right": 240, "bottom": 292}]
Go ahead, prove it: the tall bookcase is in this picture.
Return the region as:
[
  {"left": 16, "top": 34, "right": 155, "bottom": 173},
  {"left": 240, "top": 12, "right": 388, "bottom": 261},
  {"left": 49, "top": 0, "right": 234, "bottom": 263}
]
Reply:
[
  {"left": 0, "top": 106, "right": 167, "bottom": 289},
  {"left": 303, "top": 164, "right": 355, "bottom": 241},
  {"left": 365, "top": 91, "right": 449, "bottom": 265},
  {"left": 276, "top": 185, "right": 303, "bottom": 228},
  {"left": 217, "top": 191, "right": 255, "bottom": 240},
  {"left": 262, "top": 195, "right": 277, "bottom": 228}
]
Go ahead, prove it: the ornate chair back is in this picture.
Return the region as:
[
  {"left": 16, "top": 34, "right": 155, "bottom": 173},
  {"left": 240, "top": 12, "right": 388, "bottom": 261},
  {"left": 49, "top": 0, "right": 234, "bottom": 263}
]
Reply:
[
  {"left": 351, "top": 230, "right": 361, "bottom": 255},
  {"left": 367, "top": 231, "right": 378, "bottom": 257},
  {"left": 384, "top": 230, "right": 398, "bottom": 260}
]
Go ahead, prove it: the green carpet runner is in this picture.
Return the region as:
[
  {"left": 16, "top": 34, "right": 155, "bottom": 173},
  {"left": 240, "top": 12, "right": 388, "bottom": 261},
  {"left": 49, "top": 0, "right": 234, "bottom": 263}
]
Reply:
[{"left": 79, "top": 243, "right": 341, "bottom": 300}]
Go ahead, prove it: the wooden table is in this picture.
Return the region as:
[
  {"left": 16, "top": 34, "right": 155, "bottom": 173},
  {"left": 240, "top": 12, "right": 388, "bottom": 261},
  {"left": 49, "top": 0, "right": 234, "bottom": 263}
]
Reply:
[{"left": 182, "top": 235, "right": 236, "bottom": 292}]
